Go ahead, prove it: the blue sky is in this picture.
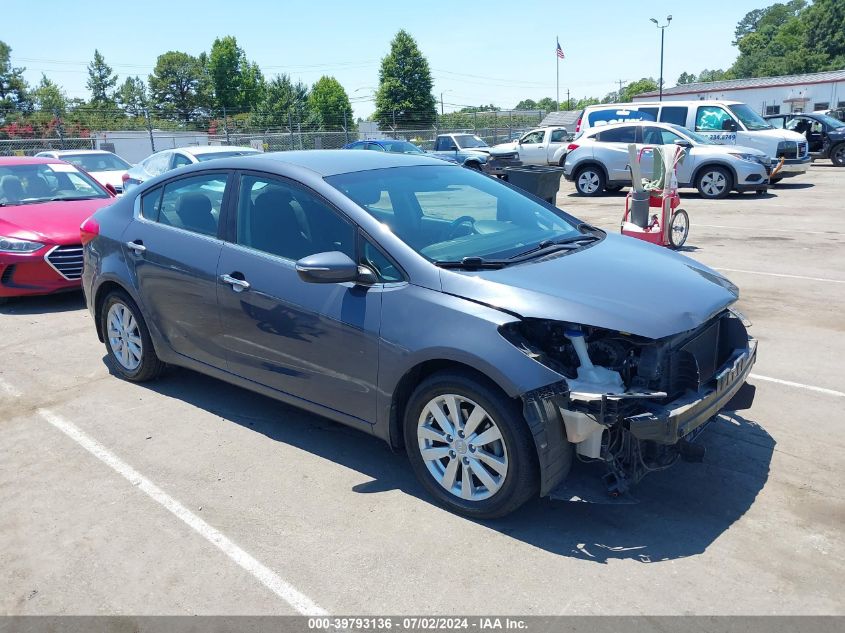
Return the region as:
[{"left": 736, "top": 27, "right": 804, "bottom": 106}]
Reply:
[{"left": 4, "top": 0, "right": 768, "bottom": 118}]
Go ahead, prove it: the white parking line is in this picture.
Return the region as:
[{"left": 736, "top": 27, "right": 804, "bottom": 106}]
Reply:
[
  {"left": 715, "top": 267, "right": 845, "bottom": 284},
  {"left": 750, "top": 374, "right": 845, "bottom": 398},
  {"left": 37, "top": 408, "right": 327, "bottom": 616},
  {"left": 697, "top": 223, "right": 843, "bottom": 237}
]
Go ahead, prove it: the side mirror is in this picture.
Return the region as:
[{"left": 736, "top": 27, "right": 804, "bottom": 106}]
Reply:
[
  {"left": 105, "top": 183, "right": 118, "bottom": 196},
  {"left": 674, "top": 139, "right": 693, "bottom": 148},
  {"left": 295, "top": 251, "right": 361, "bottom": 284},
  {"left": 721, "top": 119, "right": 738, "bottom": 132},
  {"left": 447, "top": 145, "right": 458, "bottom": 151}
]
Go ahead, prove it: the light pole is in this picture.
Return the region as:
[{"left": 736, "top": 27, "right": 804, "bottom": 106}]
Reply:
[
  {"left": 650, "top": 15, "right": 672, "bottom": 101},
  {"left": 440, "top": 89, "right": 453, "bottom": 116}
]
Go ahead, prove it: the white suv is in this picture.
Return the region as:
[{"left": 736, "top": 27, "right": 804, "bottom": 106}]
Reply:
[{"left": 563, "top": 121, "right": 771, "bottom": 198}]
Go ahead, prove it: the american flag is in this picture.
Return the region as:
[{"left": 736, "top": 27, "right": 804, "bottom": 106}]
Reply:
[{"left": 556, "top": 39, "right": 565, "bottom": 59}]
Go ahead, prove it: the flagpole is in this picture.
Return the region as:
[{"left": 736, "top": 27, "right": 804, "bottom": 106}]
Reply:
[{"left": 556, "top": 37, "right": 560, "bottom": 111}]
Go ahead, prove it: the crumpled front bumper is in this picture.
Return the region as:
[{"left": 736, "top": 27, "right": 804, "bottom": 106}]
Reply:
[{"left": 624, "top": 338, "right": 757, "bottom": 444}]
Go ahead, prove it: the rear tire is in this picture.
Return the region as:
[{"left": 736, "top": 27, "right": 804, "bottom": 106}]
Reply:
[
  {"left": 831, "top": 143, "right": 845, "bottom": 167},
  {"left": 100, "top": 290, "right": 165, "bottom": 382},
  {"left": 404, "top": 370, "right": 538, "bottom": 519},
  {"left": 669, "top": 209, "right": 689, "bottom": 249},
  {"left": 574, "top": 166, "right": 605, "bottom": 196},
  {"left": 696, "top": 166, "right": 732, "bottom": 199}
]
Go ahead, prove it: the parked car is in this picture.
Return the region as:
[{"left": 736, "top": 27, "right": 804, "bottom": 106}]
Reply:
[
  {"left": 764, "top": 112, "right": 845, "bottom": 166},
  {"left": 814, "top": 107, "right": 845, "bottom": 123},
  {"left": 35, "top": 149, "right": 132, "bottom": 193},
  {"left": 491, "top": 126, "right": 571, "bottom": 166},
  {"left": 427, "top": 133, "right": 520, "bottom": 175},
  {"left": 564, "top": 121, "right": 771, "bottom": 198},
  {"left": 122, "top": 145, "right": 261, "bottom": 192},
  {"left": 343, "top": 139, "right": 427, "bottom": 154},
  {"left": 577, "top": 101, "right": 811, "bottom": 183},
  {"left": 82, "top": 150, "right": 756, "bottom": 518},
  {"left": 0, "top": 157, "right": 115, "bottom": 304}
]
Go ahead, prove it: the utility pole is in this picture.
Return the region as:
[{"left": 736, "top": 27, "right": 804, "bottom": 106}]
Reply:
[
  {"left": 650, "top": 16, "right": 672, "bottom": 101},
  {"left": 343, "top": 110, "right": 350, "bottom": 144},
  {"left": 617, "top": 79, "right": 627, "bottom": 96},
  {"left": 222, "top": 104, "right": 230, "bottom": 145},
  {"left": 567, "top": 89, "right": 571, "bottom": 110},
  {"left": 441, "top": 92, "right": 444, "bottom": 116}
]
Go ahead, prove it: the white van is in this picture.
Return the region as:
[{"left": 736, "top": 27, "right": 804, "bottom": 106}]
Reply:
[{"left": 577, "top": 100, "right": 811, "bottom": 182}]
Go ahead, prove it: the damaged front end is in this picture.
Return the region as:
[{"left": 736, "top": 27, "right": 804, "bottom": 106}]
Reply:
[{"left": 506, "top": 310, "right": 757, "bottom": 498}]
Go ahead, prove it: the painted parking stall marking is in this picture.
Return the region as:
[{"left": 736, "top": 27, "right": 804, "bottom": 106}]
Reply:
[
  {"left": 36, "top": 407, "right": 328, "bottom": 616},
  {"left": 750, "top": 374, "right": 845, "bottom": 398},
  {"left": 715, "top": 267, "right": 845, "bottom": 284}
]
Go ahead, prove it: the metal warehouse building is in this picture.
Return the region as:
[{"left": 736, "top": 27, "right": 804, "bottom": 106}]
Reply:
[{"left": 632, "top": 69, "right": 845, "bottom": 115}]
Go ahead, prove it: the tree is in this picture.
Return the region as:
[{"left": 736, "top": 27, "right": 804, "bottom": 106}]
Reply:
[
  {"left": 308, "top": 76, "right": 353, "bottom": 129},
  {"left": 621, "top": 78, "right": 659, "bottom": 101},
  {"left": 116, "top": 76, "right": 148, "bottom": 118},
  {"left": 207, "top": 36, "right": 265, "bottom": 113},
  {"left": 86, "top": 49, "right": 118, "bottom": 106},
  {"left": 677, "top": 71, "right": 697, "bottom": 85},
  {"left": 0, "top": 41, "right": 30, "bottom": 115},
  {"left": 251, "top": 74, "right": 310, "bottom": 128},
  {"left": 803, "top": 0, "right": 845, "bottom": 69},
  {"left": 33, "top": 74, "right": 67, "bottom": 115},
  {"left": 697, "top": 68, "right": 731, "bottom": 82},
  {"left": 149, "top": 51, "right": 210, "bottom": 123},
  {"left": 514, "top": 99, "right": 538, "bottom": 110},
  {"left": 374, "top": 30, "right": 436, "bottom": 129},
  {"left": 536, "top": 97, "right": 558, "bottom": 111}
]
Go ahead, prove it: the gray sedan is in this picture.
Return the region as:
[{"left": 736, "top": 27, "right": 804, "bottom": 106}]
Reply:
[
  {"left": 82, "top": 151, "right": 756, "bottom": 517},
  {"left": 564, "top": 121, "right": 772, "bottom": 198}
]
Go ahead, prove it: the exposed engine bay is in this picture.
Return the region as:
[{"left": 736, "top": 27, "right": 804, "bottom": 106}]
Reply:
[{"left": 506, "top": 310, "right": 757, "bottom": 497}]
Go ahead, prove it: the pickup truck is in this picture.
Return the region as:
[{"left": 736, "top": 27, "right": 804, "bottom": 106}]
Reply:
[
  {"left": 428, "top": 133, "right": 520, "bottom": 175},
  {"left": 491, "top": 126, "right": 572, "bottom": 166}
]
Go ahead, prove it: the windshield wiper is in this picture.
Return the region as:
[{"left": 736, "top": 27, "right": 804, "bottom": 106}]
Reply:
[
  {"left": 508, "top": 234, "right": 601, "bottom": 260},
  {"left": 434, "top": 256, "right": 510, "bottom": 270},
  {"left": 47, "top": 196, "right": 100, "bottom": 202}
]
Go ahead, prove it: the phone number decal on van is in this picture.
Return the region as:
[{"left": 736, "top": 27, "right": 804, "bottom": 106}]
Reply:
[{"left": 701, "top": 133, "right": 737, "bottom": 142}]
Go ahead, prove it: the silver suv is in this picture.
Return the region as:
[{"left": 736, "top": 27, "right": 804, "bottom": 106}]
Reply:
[{"left": 563, "top": 121, "right": 771, "bottom": 198}]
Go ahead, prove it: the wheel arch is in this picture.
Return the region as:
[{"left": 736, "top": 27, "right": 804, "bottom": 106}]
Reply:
[
  {"left": 573, "top": 160, "right": 609, "bottom": 181},
  {"left": 692, "top": 161, "right": 738, "bottom": 190}
]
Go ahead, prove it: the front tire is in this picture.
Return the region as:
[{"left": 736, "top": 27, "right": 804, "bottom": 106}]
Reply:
[
  {"left": 101, "top": 290, "right": 165, "bottom": 382},
  {"left": 696, "top": 166, "right": 732, "bottom": 199},
  {"left": 404, "top": 371, "right": 538, "bottom": 519},
  {"left": 574, "top": 166, "right": 605, "bottom": 196},
  {"left": 669, "top": 209, "right": 689, "bottom": 249},
  {"left": 831, "top": 143, "right": 845, "bottom": 167}
]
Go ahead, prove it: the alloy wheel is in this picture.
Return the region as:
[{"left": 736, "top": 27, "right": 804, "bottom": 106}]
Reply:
[
  {"left": 700, "top": 170, "right": 727, "bottom": 196},
  {"left": 577, "top": 170, "right": 601, "bottom": 194},
  {"left": 107, "top": 302, "right": 143, "bottom": 371},
  {"left": 416, "top": 394, "right": 509, "bottom": 501}
]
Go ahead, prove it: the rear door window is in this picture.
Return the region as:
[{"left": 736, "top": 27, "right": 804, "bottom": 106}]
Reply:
[
  {"left": 659, "top": 106, "right": 688, "bottom": 126},
  {"left": 157, "top": 173, "right": 228, "bottom": 237}
]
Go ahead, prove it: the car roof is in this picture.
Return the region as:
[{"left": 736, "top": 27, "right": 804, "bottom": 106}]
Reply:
[
  {"left": 43, "top": 149, "right": 118, "bottom": 156},
  {"left": 0, "top": 156, "right": 66, "bottom": 166},
  {"left": 190, "top": 149, "right": 453, "bottom": 176}
]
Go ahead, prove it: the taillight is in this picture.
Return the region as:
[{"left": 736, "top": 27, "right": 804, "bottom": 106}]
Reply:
[
  {"left": 121, "top": 172, "right": 130, "bottom": 182},
  {"left": 575, "top": 117, "right": 582, "bottom": 132},
  {"left": 567, "top": 143, "right": 579, "bottom": 151},
  {"left": 80, "top": 216, "right": 100, "bottom": 245}
]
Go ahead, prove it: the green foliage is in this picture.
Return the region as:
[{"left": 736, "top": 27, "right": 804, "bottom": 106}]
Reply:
[
  {"left": 86, "top": 50, "right": 117, "bottom": 107},
  {"left": 149, "top": 51, "right": 211, "bottom": 124},
  {"left": 0, "top": 41, "right": 30, "bottom": 116},
  {"left": 803, "top": 0, "right": 845, "bottom": 68},
  {"left": 514, "top": 99, "right": 538, "bottom": 110},
  {"left": 308, "top": 76, "right": 354, "bottom": 130},
  {"left": 621, "top": 78, "right": 658, "bottom": 101},
  {"left": 677, "top": 71, "right": 697, "bottom": 85},
  {"left": 117, "top": 76, "right": 148, "bottom": 118},
  {"left": 374, "top": 30, "right": 437, "bottom": 129},
  {"left": 251, "top": 74, "right": 310, "bottom": 129},
  {"left": 33, "top": 74, "right": 67, "bottom": 115},
  {"left": 208, "top": 36, "right": 265, "bottom": 111}
]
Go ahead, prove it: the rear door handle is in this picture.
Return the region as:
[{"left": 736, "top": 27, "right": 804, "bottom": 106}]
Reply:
[
  {"left": 126, "top": 240, "right": 146, "bottom": 254},
  {"left": 219, "top": 273, "right": 250, "bottom": 292}
]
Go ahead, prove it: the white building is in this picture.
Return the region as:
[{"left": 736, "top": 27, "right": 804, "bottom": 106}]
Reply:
[{"left": 632, "top": 69, "right": 845, "bottom": 115}]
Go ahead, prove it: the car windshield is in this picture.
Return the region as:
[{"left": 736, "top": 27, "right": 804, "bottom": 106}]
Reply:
[
  {"left": 327, "top": 165, "right": 584, "bottom": 263},
  {"left": 814, "top": 114, "right": 845, "bottom": 129},
  {"left": 59, "top": 153, "right": 130, "bottom": 172},
  {"left": 0, "top": 163, "right": 108, "bottom": 206},
  {"left": 454, "top": 135, "right": 489, "bottom": 149},
  {"left": 668, "top": 124, "right": 714, "bottom": 144},
  {"left": 381, "top": 141, "right": 425, "bottom": 154},
  {"left": 728, "top": 104, "right": 773, "bottom": 131},
  {"left": 195, "top": 150, "right": 260, "bottom": 162}
]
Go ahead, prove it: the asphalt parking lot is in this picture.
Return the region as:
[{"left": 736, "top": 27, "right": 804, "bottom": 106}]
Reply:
[{"left": 1, "top": 161, "right": 843, "bottom": 616}]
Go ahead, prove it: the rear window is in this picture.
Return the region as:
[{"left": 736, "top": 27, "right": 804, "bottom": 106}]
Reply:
[
  {"left": 195, "top": 150, "right": 260, "bottom": 162},
  {"left": 659, "top": 106, "right": 688, "bottom": 126},
  {"left": 587, "top": 108, "right": 656, "bottom": 127}
]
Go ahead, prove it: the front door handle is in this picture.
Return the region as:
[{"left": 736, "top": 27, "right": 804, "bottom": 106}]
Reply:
[
  {"left": 126, "top": 240, "right": 146, "bottom": 254},
  {"left": 219, "top": 273, "right": 250, "bottom": 292}
]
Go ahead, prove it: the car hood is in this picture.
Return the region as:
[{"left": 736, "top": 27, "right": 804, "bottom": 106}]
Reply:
[
  {"left": 0, "top": 198, "right": 114, "bottom": 244},
  {"left": 693, "top": 143, "right": 768, "bottom": 158},
  {"left": 492, "top": 141, "right": 520, "bottom": 153},
  {"left": 439, "top": 233, "right": 738, "bottom": 340},
  {"left": 88, "top": 170, "right": 127, "bottom": 188}
]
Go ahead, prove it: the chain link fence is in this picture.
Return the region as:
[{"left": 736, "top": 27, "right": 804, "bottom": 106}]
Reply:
[{"left": 1, "top": 109, "right": 550, "bottom": 159}]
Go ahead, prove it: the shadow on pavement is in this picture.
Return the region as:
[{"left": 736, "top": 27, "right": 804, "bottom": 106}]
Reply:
[
  {"left": 0, "top": 291, "right": 85, "bottom": 315},
  {"left": 773, "top": 182, "right": 815, "bottom": 189},
  {"left": 122, "top": 363, "right": 773, "bottom": 565}
]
